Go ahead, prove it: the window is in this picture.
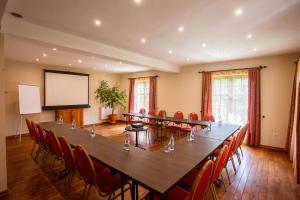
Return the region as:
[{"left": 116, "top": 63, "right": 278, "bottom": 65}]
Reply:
[
  {"left": 212, "top": 70, "right": 248, "bottom": 125},
  {"left": 134, "top": 78, "right": 150, "bottom": 112}
]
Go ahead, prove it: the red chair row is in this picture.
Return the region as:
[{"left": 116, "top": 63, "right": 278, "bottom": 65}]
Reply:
[{"left": 26, "top": 119, "right": 131, "bottom": 200}]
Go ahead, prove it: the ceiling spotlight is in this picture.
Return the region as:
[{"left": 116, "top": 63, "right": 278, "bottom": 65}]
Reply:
[
  {"left": 168, "top": 50, "right": 173, "bottom": 54},
  {"left": 119, "top": 61, "right": 123, "bottom": 64},
  {"left": 91, "top": 56, "right": 95, "bottom": 59},
  {"left": 202, "top": 43, "right": 207, "bottom": 47},
  {"left": 68, "top": 64, "right": 72, "bottom": 66},
  {"left": 140, "top": 38, "right": 146, "bottom": 43},
  {"left": 253, "top": 48, "right": 257, "bottom": 51},
  {"left": 42, "top": 53, "right": 47, "bottom": 57},
  {"left": 247, "top": 34, "right": 253, "bottom": 39},
  {"left": 105, "top": 64, "right": 108, "bottom": 68},
  {"left": 52, "top": 47, "right": 57, "bottom": 51},
  {"left": 186, "top": 58, "right": 190, "bottom": 62},
  {"left": 35, "top": 58, "right": 39, "bottom": 62},
  {"left": 235, "top": 9, "right": 243, "bottom": 16},
  {"left": 178, "top": 26, "right": 184, "bottom": 32},
  {"left": 93, "top": 67, "right": 96, "bottom": 69},
  {"left": 134, "top": 0, "right": 142, "bottom": 4},
  {"left": 94, "top": 19, "right": 101, "bottom": 26},
  {"left": 78, "top": 59, "right": 82, "bottom": 63}
]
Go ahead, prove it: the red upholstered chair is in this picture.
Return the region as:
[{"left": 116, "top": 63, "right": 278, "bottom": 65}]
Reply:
[
  {"left": 180, "top": 112, "right": 199, "bottom": 134},
  {"left": 26, "top": 119, "right": 37, "bottom": 155},
  {"left": 211, "top": 145, "right": 229, "bottom": 200},
  {"left": 238, "top": 123, "right": 249, "bottom": 157},
  {"left": 144, "top": 160, "right": 214, "bottom": 200},
  {"left": 46, "top": 131, "right": 63, "bottom": 169},
  {"left": 202, "top": 115, "right": 215, "bottom": 122},
  {"left": 73, "top": 145, "right": 131, "bottom": 200},
  {"left": 232, "top": 124, "right": 249, "bottom": 164},
  {"left": 34, "top": 124, "right": 49, "bottom": 162},
  {"left": 165, "top": 111, "right": 184, "bottom": 137},
  {"left": 58, "top": 136, "right": 77, "bottom": 186}
]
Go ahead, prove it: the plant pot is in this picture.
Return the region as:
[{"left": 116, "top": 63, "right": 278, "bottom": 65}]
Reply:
[{"left": 108, "top": 114, "right": 117, "bottom": 124}]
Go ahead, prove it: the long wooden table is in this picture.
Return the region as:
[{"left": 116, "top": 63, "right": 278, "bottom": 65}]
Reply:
[{"left": 39, "top": 121, "right": 240, "bottom": 200}]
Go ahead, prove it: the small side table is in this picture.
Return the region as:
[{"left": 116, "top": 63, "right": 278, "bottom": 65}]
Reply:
[{"left": 125, "top": 125, "right": 148, "bottom": 149}]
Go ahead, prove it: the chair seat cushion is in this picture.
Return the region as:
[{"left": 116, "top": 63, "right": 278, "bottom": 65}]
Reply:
[
  {"left": 144, "top": 186, "right": 190, "bottom": 200},
  {"left": 92, "top": 159, "right": 105, "bottom": 172},
  {"left": 96, "top": 167, "right": 122, "bottom": 194},
  {"left": 180, "top": 127, "right": 192, "bottom": 132},
  {"left": 166, "top": 125, "right": 181, "bottom": 131}
]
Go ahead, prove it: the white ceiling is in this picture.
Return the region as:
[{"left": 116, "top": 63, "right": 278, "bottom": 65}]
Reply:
[
  {"left": 4, "top": 34, "right": 149, "bottom": 73},
  {"left": 2, "top": 0, "right": 300, "bottom": 72}
]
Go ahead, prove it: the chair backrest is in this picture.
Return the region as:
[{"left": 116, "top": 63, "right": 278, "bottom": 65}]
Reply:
[
  {"left": 212, "top": 145, "right": 228, "bottom": 183},
  {"left": 25, "top": 119, "right": 34, "bottom": 139},
  {"left": 188, "top": 112, "right": 199, "bottom": 121},
  {"left": 233, "top": 125, "right": 248, "bottom": 152},
  {"left": 174, "top": 111, "right": 184, "bottom": 124},
  {"left": 202, "top": 115, "right": 215, "bottom": 122},
  {"left": 36, "top": 125, "right": 48, "bottom": 147},
  {"left": 148, "top": 110, "right": 156, "bottom": 116},
  {"left": 190, "top": 160, "right": 214, "bottom": 200},
  {"left": 59, "top": 136, "right": 75, "bottom": 171},
  {"left": 239, "top": 123, "right": 249, "bottom": 146},
  {"left": 74, "top": 145, "right": 96, "bottom": 184},
  {"left": 139, "top": 108, "right": 146, "bottom": 115},
  {"left": 158, "top": 110, "right": 166, "bottom": 117},
  {"left": 47, "top": 131, "right": 62, "bottom": 157},
  {"left": 31, "top": 122, "right": 39, "bottom": 143},
  {"left": 225, "top": 135, "right": 236, "bottom": 163}
]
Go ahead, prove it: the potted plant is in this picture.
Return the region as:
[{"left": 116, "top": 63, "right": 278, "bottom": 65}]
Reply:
[{"left": 95, "top": 80, "right": 127, "bottom": 124}]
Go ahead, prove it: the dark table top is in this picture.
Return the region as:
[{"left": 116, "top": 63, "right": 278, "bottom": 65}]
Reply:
[
  {"left": 38, "top": 121, "right": 239, "bottom": 195},
  {"left": 196, "top": 123, "right": 241, "bottom": 141},
  {"left": 123, "top": 112, "right": 210, "bottom": 126}
]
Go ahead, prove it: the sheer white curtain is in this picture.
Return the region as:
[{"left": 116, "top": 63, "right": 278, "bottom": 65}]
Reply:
[
  {"left": 212, "top": 70, "right": 248, "bottom": 125},
  {"left": 134, "top": 78, "right": 150, "bottom": 113}
]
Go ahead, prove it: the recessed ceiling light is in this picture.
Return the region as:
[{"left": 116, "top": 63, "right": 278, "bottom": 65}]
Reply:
[
  {"left": 105, "top": 64, "right": 108, "bottom": 68},
  {"left": 42, "top": 53, "right": 47, "bottom": 57},
  {"left": 235, "top": 9, "right": 243, "bottom": 16},
  {"left": 178, "top": 26, "right": 184, "bottom": 32},
  {"left": 94, "top": 19, "right": 101, "bottom": 26},
  {"left": 35, "top": 58, "right": 39, "bottom": 62},
  {"left": 202, "top": 43, "right": 207, "bottom": 47},
  {"left": 253, "top": 48, "right": 257, "bottom": 51},
  {"left": 78, "top": 59, "right": 82, "bottom": 63},
  {"left": 247, "top": 34, "right": 253, "bottom": 39},
  {"left": 168, "top": 50, "right": 173, "bottom": 54},
  {"left": 140, "top": 38, "right": 146, "bottom": 43},
  {"left": 134, "top": 0, "right": 142, "bottom": 4},
  {"left": 186, "top": 58, "right": 190, "bottom": 62},
  {"left": 68, "top": 64, "right": 72, "bottom": 66},
  {"left": 93, "top": 67, "right": 96, "bottom": 70},
  {"left": 119, "top": 61, "right": 123, "bottom": 64},
  {"left": 91, "top": 56, "right": 95, "bottom": 59},
  {"left": 52, "top": 47, "right": 57, "bottom": 51}
]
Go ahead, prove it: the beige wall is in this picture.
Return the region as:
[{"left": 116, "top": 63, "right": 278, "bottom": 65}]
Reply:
[
  {"left": 4, "top": 59, "right": 121, "bottom": 136},
  {"left": 121, "top": 53, "right": 300, "bottom": 148},
  {"left": 0, "top": 33, "right": 8, "bottom": 192}
]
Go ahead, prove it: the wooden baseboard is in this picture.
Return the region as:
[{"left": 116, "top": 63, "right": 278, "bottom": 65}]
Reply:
[
  {"left": 259, "top": 144, "right": 287, "bottom": 152},
  {"left": 6, "top": 133, "right": 30, "bottom": 139},
  {"left": 0, "top": 190, "right": 8, "bottom": 197}
]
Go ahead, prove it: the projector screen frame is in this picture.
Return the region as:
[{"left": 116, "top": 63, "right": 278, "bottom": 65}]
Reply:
[{"left": 42, "top": 69, "right": 91, "bottom": 110}]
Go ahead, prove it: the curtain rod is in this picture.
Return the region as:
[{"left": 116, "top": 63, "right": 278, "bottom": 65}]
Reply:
[
  {"left": 198, "top": 65, "right": 267, "bottom": 74},
  {"left": 128, "top": 75, "right": 159, "bottom": 80}
]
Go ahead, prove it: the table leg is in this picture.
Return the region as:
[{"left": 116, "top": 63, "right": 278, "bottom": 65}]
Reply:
[
  {"left": 121, "top": 175, "right": 124, "bottom": 200},
  {"left": 131, "top": 181, "right": 136, "bottom": 200},
  {"left": 149, "top": 191, "right": 154, "bottom": 200},
  {"left": 135, "top": 183, "right": 138, "bottom": 200},
  {"left": 135, "top": 131, "right": 138, "bottom": 147}
]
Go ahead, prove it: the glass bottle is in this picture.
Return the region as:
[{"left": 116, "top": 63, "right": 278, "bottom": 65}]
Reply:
[
  {"left": 90, "top": 124, "right": 96, "bottom": 137},
  {"left": 123, "top": 131, "right": 130, "bottom": 150},
  {"left": 71, "top": 119, "right": 76, "bottom": 130},
  {"left": 218, "top": 114, "right": 222, "bottom": 126},
  {"left": 169, "top": 133, "right": 175, "bottom": 151},
  {"left": 188, "top": 127, "right": 195, "bottom": 142}
]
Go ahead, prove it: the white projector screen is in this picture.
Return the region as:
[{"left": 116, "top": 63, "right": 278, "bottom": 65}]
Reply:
[
  {"left": 18, "top": 84, "right": 41, "bottom": 114},
  {"left": 43, "top": 70, "right": 90, "bottom": 110}
]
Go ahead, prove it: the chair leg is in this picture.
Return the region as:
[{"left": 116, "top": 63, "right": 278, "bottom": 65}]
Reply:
[
  {"left": 236, "top": 152, "right": 241, "bottom": 164},
  {"left": 85, "top": 184, "right": 92, "bottom": 200},
  {"left": 82, "top": 183, "right": 88, "bottom": 200},
  {"left": 231, "top": 157, "right": 237, "bottom": 174},
  {"left": 225, "top": 166, "right": 231, "bottom": 185},
  {"left": 220, "top": 173, "right": 227, "bottom": 192},
  {"left": 239, "top": 146, "right": 244, "bottom": 157},
  {"left": 34, "top": 146, "right": 41, "bottom": 161},
  {"left": 30, "top": 142, "right": 36, "bottom": 156},
  {"left": 210, "top": 183, "right": 218, "bottom": 200}
]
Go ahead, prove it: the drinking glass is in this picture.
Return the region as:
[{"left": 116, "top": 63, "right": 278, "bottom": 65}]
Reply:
[
  {"left": 123, "top": 131, "right": 130, "bottom": 151},
  {"left": 90, "top": 124, "right": 96, "bottom": 137},
  {"left": 218, "top": 114, "right": 222, "bottom": 126},
  {"left": 71, "top": 119, "right": 76, "bottom": 130}
]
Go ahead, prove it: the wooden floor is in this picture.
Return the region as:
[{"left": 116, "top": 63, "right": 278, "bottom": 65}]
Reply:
[{"left": 3, "top": 123, "right": 300, "bottom": 200}]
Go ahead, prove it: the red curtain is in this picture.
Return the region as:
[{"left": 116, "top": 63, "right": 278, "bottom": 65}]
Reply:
[
  {"left": 149, "top": 77, "right": 156, "bottom": 112},
  {"left": 201, "top": 72, "right": 212, "bottom": 119},
  {"left": 296, "top": 82, "right": 300, "bottom": 183},
  {"left": 246, "top": 68, "right": 261, "bottom": 147},
  {"left": 128, "top": 79, "right": 135, "bottom": 112},
  {"left": 286, "top": 65, "right": 297, "bottom": 153}
]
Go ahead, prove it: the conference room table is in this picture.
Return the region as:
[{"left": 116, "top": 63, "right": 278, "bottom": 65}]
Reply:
[
  {"left": 39, "top": 121, "right": 240, "bottom": 200},
  {"left": 123, "top": 112, "right": 211, "bottom": 140}
]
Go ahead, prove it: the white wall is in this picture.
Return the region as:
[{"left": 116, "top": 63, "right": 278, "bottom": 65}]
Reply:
[
  {"left": 0, "top": 32, "right": 8, "bottom": 192},
  {"left": 121, "top": 53, "right": 300, "bottom": 148},
  {"left": 4, "top": 59, "right": 121, "bottom": 136}
]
